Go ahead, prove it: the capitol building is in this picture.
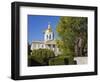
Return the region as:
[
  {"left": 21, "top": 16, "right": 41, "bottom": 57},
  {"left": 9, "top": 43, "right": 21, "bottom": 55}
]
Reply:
[
  {"left": 31, "top": 23, "right": 60, "bottom": 56},
  {"left": 30, "top": 23, "right": 87, "bottom": 64}
]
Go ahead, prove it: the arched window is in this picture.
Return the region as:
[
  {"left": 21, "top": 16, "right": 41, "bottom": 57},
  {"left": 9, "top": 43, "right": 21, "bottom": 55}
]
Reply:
[
  {"left": 52, "top": 33, "right": 54, "bottom": 40},
  {"left": 46, "top": 35, "right": 48, "bottom": 40},
  {"left": 49, "top": 34, "right": 51, "bottom": 40}
]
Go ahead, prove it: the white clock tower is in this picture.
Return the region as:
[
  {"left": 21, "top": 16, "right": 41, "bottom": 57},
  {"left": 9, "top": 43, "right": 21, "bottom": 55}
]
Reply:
[{"left": 44, "top": 23, "right": 54, "bottom": 41}]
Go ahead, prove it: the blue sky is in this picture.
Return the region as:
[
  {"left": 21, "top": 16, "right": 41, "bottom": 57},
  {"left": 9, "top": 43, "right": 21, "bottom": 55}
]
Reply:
[{"left": 28, "top": 15, "right": 60, "bottom": 44}]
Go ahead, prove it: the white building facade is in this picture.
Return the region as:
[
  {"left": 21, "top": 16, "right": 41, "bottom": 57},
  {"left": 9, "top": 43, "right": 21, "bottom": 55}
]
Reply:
[{"left": 31, "top": 23, "right": 60, "bottom": 56}]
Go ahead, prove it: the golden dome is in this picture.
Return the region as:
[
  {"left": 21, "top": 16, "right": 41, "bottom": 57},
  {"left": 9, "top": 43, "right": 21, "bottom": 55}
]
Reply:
[{"left": 45, "top": 23, "right": 52, "bottom": 34}]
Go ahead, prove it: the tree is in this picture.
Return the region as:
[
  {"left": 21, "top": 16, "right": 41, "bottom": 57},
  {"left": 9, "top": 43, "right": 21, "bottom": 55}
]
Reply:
[
  {"left": 30, "top": 49, "right": 55, "bottom": 65},
  {"left": 56, "top": 16, "right": 87, "bottom": 57},
  {"left": 28, "top": 43, "right": 31, "bottom": 55}
]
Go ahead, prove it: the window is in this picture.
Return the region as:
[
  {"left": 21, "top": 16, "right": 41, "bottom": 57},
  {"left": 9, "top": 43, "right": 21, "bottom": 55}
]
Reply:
[
  {"left": 49, "top": 34, "right": 51, "bottom": 39},
  {"left": 48, "top": 44, "right": 51, "bottom": 47},
  {"left": 53, "top": 45, "right": 55, "bottom": 48},
  {"left": 47, "top": 35, "right": 48, "bottom": 40},
  {"left": 41, "top": 44, "right": 44, "bottom": 48}
]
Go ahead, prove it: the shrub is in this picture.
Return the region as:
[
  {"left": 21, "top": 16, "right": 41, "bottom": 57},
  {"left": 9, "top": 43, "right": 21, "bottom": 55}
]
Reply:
[
  {"left": 49, "top": 55, "right": 74, "bottom": 65},
  {"left": 29, "top": 49, "right": 55, "bottom": 65}
]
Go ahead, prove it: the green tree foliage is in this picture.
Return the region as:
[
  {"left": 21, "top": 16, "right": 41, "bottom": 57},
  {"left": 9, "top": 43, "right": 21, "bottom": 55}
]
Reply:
[
  {"left": 29, "top": 49, "right": 55, "bottom": 65},
  {"left": 49, "top": 55, "right": 74, "bottom": 65},
  {"left": 56, "top": 16, "right": 87, "bottom": 57},
  {"left": 28, "top": 43, "right": 31, "bottom": 55}
]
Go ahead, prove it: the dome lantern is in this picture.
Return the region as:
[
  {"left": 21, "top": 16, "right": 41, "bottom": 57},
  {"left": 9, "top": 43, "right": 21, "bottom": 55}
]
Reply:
[{"left": 44, "top": 23, "right": 54, "bottom": 41}]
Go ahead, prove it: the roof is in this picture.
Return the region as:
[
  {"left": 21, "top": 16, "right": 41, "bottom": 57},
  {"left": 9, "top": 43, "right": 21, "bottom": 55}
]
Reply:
[
  {"left": 32, "top": 41, "right": 44, "bottom": 44},
  {"left": 45, "top": 40, "right": 56, "bottom": 44}
]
